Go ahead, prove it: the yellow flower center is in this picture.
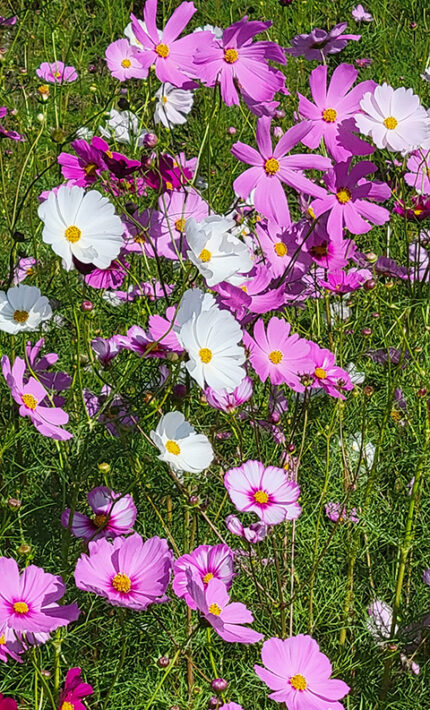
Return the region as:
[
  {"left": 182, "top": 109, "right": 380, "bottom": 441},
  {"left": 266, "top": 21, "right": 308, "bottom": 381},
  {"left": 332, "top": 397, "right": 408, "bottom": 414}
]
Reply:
[
  {"left": 208, "top": 602, "right": 222, "bottom": 616},
  {"left": 121, "top": 58, "right": 131, "bottom": 68},
  {"left": 199, "top": 248, "right": 211, "bottom": 262},
  {"left": 162, "top": 96, "right": 168, "bottom": 104},
  {"left": 165, "top": 440, "right": 181, "bottom": 455},
  {"left": 224, "top": 48, "right": 239, "bottom": 63},
  {"left": 13, "top": 601, "right": 29, "bottom": 614},
  {"left": 265, "top": 158, "right": 280, "bottom": 175},
  {"left": 314, "top": 367, "right": 327, "bottom": 379},
  {"left": 37, "top": 84, "right": 50, "bottom": 96},
  {"left": 26, "top": 267, "right": 35, "bottom": 276},
  {"left": 13, "top": 309, "right": 29, "bottom": 323},
  {"left": 202, "top": 572, "right": 214, "bottom": 584},
  {"left": 383, "top": 116, "right": 398, "bottom": 130},
  {"left": 274, "top": 242, "right": 287, "bottom": 257},
  {"left": 290, "top": 673, "right": 307, "bottom": 691},
  {"left": 268, "top": 350, "right": 283, "bottom": 364},
  {"left": 61, "top": 703, "right": 75, "bottom": 710},
  {"left": 93, "top": 514, "right": 108, "bottom": 528},
  {"left": 241, "top": 285, "right": 248, "bottom": 292},
  {"left": 254, "top": 489, "right": 269, "bottom": 504},
  {"left": 112, "top": 573, "right": 131, "bottom": 593},
  {"left": 65, "top": 225, "right": 82, "bottom": 243},
  {"left": 336, "top": 188, "right": 352, "bottom": 204},
  {"left": 22, "top": 394, "right": 38, "bottom": 410},
  {"left": 199, "top": 347, "right": 212, "bottom": 364},
  {"left": 175, "top": 218, "right": 186, "bottom": 232},
  {"left": 54, "top": 71, "right": 61, "bottom": 78},
  {"left": 0, "top": 634, "right": 5, "bottom": 644},
  {"left": 134, "top": 232, "right": 146, "bottom": 243},
  {"left": 308, "top": 206, "right": 315, "bottom": 219},
  {"left": 84, "top": 162, "right": 97, "bottom": 176},
  {"left": 165, "top": 181, "right": 173, "bottom": 190},
  {"left": 155, "top": 43, "right": 170, "bottom": 58},
  {"left": 322, "top": 108, "right": 337, "bottom": 123},
  {"left": 105, "top": 150, "right": 113, "bottom": 158}
]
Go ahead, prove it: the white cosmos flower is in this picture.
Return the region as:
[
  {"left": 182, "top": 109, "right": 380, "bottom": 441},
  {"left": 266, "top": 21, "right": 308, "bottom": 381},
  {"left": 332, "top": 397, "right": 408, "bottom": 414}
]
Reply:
[
  {"left": 99, "top": 109, "right": 147, "bottom": 146},
  {"left": 355, "top": 84, "right": 430, "bottom": 153},
  {"left": 38, "top": 185, "right": 124, "bottom": 272},
  {"left": 0, "top": 285, "right": 52, "bottom": 334},
  {"left": 178, "top": 305, "right": 246, "bottom": 392},
  {"left": 186, "top": 216, "right": 253, "bottom": 287},
  {"left": 175, "top": 288, "right": 217, "bottom": 329},
  {"left": 150, "top": 411, "right": 213, "bottom": 474},
  {"left": 154, "top": 83, "right": 194, "bottom": 128},
  {"left": 194, "top": 24, "right": 223, "bottom": 40}
]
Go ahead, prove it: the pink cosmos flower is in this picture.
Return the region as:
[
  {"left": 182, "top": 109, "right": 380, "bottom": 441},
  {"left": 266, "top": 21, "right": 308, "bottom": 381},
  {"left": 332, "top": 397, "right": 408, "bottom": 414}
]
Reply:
[
  {"left": 225, "top": 514, "right": 268, "bottom": 544},
  {"left": 123, "top": 208, "right": 164, "bottom": 256},
  {"left": 405, "top": 150, "right": 430, "bottom": 194},
  {"left": 58, "top": 138, "right": 107, "bottom": 187},
  {"left": 83, "top": 385, "right": 135, "bottom": 436},
  {"left": 311, "top": 159, "right": 391, "bottom": 241},
  {"left": 1, "top": 356, "right": 72, "bottom": 440},
  {"left": 232, "top": 118, "right": 331, "bottom": 226},
  {"left": 25, "top": 338, "right": 71, "bottom": 398},
  {"left": 84, "top": 255, "right": 129, "bottom": 290},
  {"left": 304, "top": 342, "right": 354, "bottom": 400},
  {"left": 0, "top": 107, "right": 24, "bottom": 142},
  {"left": 36, "top": 61, "right": 78, "bottom": 83},
  {"left": 131, "top": 0, "right": 210, "bottom": 88},
  {"left": 0, "top": 695, "right": 17, "bottom": 710},
  {"left": 58, "top": 668, "right": 93, "bottom": 710},
  {"left": 91, "top": 335, "right": 122, "bottom": 366},
  {"left": 367, "top": 600, "right": 394, "bottom": 644},
  {"left": 105, "top": 38, "right": 148, "bottom": 81},
  {"left": 317, "top": 267, "right": 372, "bottom": 293},
  {"left": 352, "top": 4, "right": 373, "bottom": 22},
  {"left": 220, "top": 705, "right": 243, "bottom": 710},
  {"left": 0, "top": 557, "right": 79, "bottom": 633},
  {"left": 117, "top": 325, "right": 170, "bottom": 358},
  {"left": 422, "top": 568, "right": 430, "bottom": 586},
  {"left": 306, "top": 219, "right": 357, "bottom": 270},
  {"left": 62, "top": 486, "right": 137, "bottom": 541},
  {"left": 13, "top": 257, "right": 38, "bottom": 284},
  {"left": 256, "top": 220, "right": 312, "bottom": 279},
  {"left": 205, "top": 376, "right": 253, "bottom": 412},
  {"left": 74, "top": 533, "right": 173, "bottom": 610},
  {"left": 285, "top": 23, "right": 361, "bottom": 61},
  {"left": 157, "top": 188, "right": 210, "bottom": 259},
  {"left": 254, "top": 634, "right": 350, "bottom": 708},
  {"left": 325, "top": 502, "right": 359, "bottom": 523},
  {"left": 243, "top": 316, "right": 311, "bottom": 390},
  {"left": 148, "top": 306, "right": 184, "bottom": 353},
  {"left": 193, "top": 16, "right": 285, "bottom": 107},
  {"left": 0, "top": 15, "right": 17, "bottom": 26},
  {"left": 224, "top": 459, "right": 301, "bottom": 525},
  {"left": 0, "top": 624, "right": 25, "bottom": 663},
  {"left": 297, "top": 63, "right": 375, "bottom": 161},
  {"left": 173, "top": 544, "right": 235, "bottom": 609},
  {"left": 186, "top": 573, "right": 263, "bottom": 644}
]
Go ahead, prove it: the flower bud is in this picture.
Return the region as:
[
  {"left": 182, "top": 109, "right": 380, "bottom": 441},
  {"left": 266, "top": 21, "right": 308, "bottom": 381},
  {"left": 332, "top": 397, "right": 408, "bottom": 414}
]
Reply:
[
  {"left": 18, "top": 544, "right": 31, "bottom": 556},
  {"left": 211, "top": 678, "right": 229, "bottom": 694},
  {"left": 8, "top": 497, "right": 21, "bottom": 510},
  {"left": 81, "top": 300, "right": 94, "bottom": 312},
  {"left": 364, "top": 279, "right": 376, "bottom": 291},
  {"left": 157, "top": 656, "right": 170, "bottom": 668},
  {"left": 98, "top": 462, "right": 111, "bottom": 474},
  {"left": 144, "top": 132, "right": 158, "bottom": 148}
]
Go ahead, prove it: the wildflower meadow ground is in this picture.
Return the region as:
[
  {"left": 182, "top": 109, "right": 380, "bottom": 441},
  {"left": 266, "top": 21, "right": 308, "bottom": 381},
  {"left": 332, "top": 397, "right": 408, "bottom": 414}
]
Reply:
[{"left": 0, "top": 0, "right": 429, "bottom": 708}]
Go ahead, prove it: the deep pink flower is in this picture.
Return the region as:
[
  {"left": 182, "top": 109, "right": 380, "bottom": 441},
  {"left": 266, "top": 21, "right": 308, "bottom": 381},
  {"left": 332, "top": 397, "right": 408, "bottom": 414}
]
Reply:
[
  {"left": 393, "top": 194, "right": 430, "bottom": 221},
  {"left": 148, "top": 306, "right": 184, "bottom": 353},
  {"left": 0, "top": 107, "right": 24, "bottom": 142},
  {"left": 298, "top": 63, "right": 375, "bottom": 161},
  {"left": 311, "top": 159, "right": 391, "bottom": 241},
  {"left": 304, "top": 342, "right": 354, "bottom": 400},
  {"left": 105, "top": 39, "right": 148, "bottom": 81},
  {"left": 74, "top": 533, "right": 173, "bottom": 610},
  {"left": 285, "top": 22, "right": 361, "bottom": 61},
  {"left": 0, "top": 624, "right": 25, "bottom": 664},
  {"left": 186, "top": 573, "right": 263, "bottom": 644},
  {"left": 205, "top": 376, "right": 253, "bottom": 412},
  {"left": 36, "top": 61, "right": 78, "bottom": 83},
  {"left": 193, "top": 16, "right": 285, "bottom": 107},
  {"left": 84, "top": 255, "right": 129, "bottom": 290},
  {"left": 173, "top": 544, "right": 234, "bottom": 609},
  {"left": 58, "top": 668, "right": 93, "bottom": 710},
  {"left": 58, "top": 138, "right": 107, "bottom": 187},
  {"left": 62, "top": 486, "right": 137, "bottom": 541},
  {"left": 0, "top": 695, "right": 17, "bottom": 710},
  {"left": 325, "top": 502, "right": 359, "bottom": 523},
  {"left": 117, "top": 325, "right": 170, "bottom": 358},
  {"left": 255, "top": 634, "right": 350, "bottom": 708},
  {"left": 232, "top": 117, "right": 331, "bottom": 226},
  {"left": 219, "top": 704, "right": 243, "bottom": 710},
  {"left": 243, "top": 317, "right": 311, "bottom": 390},
  {"left": 0, "top": 16, "right": 17, "bottom": 26},
  {"left": 224, "top": 459, "right": 301, "bottom": 525},
  {"left": 0, "top": 557, "right": 79, "bottom": 633},
  {"left": 306, "top": 218, "right": 357, "bottom": 270},
  {"left": 317, "top": 267, "right": 371, "bottom": 293},
  {"left": 405, "top": 150, "right": 430, "bottom": 195},
  {"left": 225, "top": 514, "right": 268, "bottom": 543}
]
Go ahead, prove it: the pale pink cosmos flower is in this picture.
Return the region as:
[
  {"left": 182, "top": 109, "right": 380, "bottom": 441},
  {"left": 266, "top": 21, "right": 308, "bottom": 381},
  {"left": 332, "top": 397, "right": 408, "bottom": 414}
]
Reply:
[
  {"left": 225, "top": 514, "right": 268, "bottom": 544},
  {"left": 232, "top": 117, "right": 331, "bottom": 226},
  {"left": 13, "top": 257, "right": 38, "bottom": 285},
  {"left": 285, "top": 22, "right": 361, "bottom": 61},
  {"left": 256, "top": 220, "right": 312, "bottom": 278},
  {"left": 405, "top": 150, "right": 430, "bottom": 194},
  {"left": 105, "top": 38, "right": 148, "bottom": 81},
  {"left": 148, "top": 306, "right": 184, "bottom": 353},
  {"left": 62, "top": 486, "right": 137, "bottom": 541},
  {"left": 219, "top": 704, "right": 244, "bottom": 710},
  {"left": 173, "top": 544, "right": 234, "bottom": 609},
  {"left": 352, "top": 4, "right": 373, "bottom": 22},
  {"left": 304, "top": 341, "right": 354, "bottom": 400},
  {"left": 255, "top": 634, "right": 350, "bottom": 708},
  {"left": 36, "top": 61, "right": 78, "bottom": 83},
  {"left": 204, "top": 376, "right": 253, "bottom": 412},
  {"left": 325, "top": 502, "right": 359, "bottom": 523},
  {"left": 224, "top": 459, "right": 301, "bottom": 525},
  {"left": 157, "top": 188, "right": 210, "bottom": 260}
]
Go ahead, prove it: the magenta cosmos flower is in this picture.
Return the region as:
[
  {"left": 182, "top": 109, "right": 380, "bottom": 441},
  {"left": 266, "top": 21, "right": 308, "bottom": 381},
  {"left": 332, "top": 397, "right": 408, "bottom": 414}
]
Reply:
[
  {"left": 62, "top": 486, "right": 137, "bottom": 541},
  {"left": 311, "top": 159, "right": 391, "bottom": 241},
  {"left": 305, "top": 342, "right": 353, "bottom": 400},
  {"left": 255, "top": 635, "right": 350, "bottom": 709},
  {"left": 243, "top": 317, "right": 311, "bottom": 390},
  {"left": 36, "top": 61, "right": 78, "bottom": 83},
  {"left": 173, "top": 544, "right": 234, "bottom": 609},
  {"left": 0, "top": 557, "right": 79, "bottom": 634},
  {"left": 186, "top": 573, "right": 263, "bottom": 644},
  {"left": 58, "top": 138, "right": 107, "bottom": 187},
  {"left": 74, "top": 533, "right": 173, "bottom": 610},
  {"left": 58, "top": 668, "right": 93, "bottom": 710},
  {"left": 0, "top": 696, "right": 17, "bottom": 710},
  {"left": 131, "top": 0, "right": 210, "bottom": 87},
  {"left": 105, "top": 38, "right": 148, "bottom": 81},
  {"left": 298, "top": 63, "right": 375, "bottom": 161},
  {"left": 205, "top": 376, "right": 253, "bottom": 412},
  {"left": 285, "top": 22, "right": 361, "bottom": 61},
  {"left": 193, "top": 16, "right": 285, "bottom": 107},
  {"left": 232, "top": 117, "right": 331, "bottom": 226},
  {"left": 224, "top": 460, "right": 301, "bottom": 525}
]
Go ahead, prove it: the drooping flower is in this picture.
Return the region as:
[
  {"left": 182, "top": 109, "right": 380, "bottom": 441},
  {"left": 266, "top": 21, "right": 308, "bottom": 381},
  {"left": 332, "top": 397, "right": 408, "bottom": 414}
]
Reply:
[
  {"left": 204, "top": 376, "right": 253, "bottom": 413},
  {"left": 105, "top": 38, "right": 148, "bottom": 81},
  {"left": 154, "top": 82, "right": 194, "bottom": 127},
  {"left": 367, "top": 601, "right": 395, "bottom": 644},
  {"left": 404, "top": 150, "right": 430, "bottom": 194},
  {"left": 74, "top": 533, "right": 173, "bottom": 610},
  {"left": 58, "top": 137, "right": 107, "bottom": 187},
  {"left": 0, "top": 285, "right": 51, "bottom": 334},
  {"left": 0, "top": 15, "right": 17, "bottom": 26},
  {"left": 225, "top": 514, "right": 268, "bottom": 544},
  {"left": 91, "top": 335, "right": 122, "bottom": 366},
  {"left": 38, "top": 185, "right": 124, "bottom": 271},
  {"left": 305, "top": 341, "right": 354, "bottom": 400},
  {"left": 285, "top": 22, "right": 361, "bottom": 61},
  {"left": 255, "top": 635, "right": 350, "bottom": 708},
  {"left": 186, "top": 573, "right": 264, "bottom": 644},
  {"left": 352, "top": 4, "right": 373, "bottom": 22},
  {"left": 62, "top": 487, "right": 137, "bottom": 541},
  {"left": 173, "top": 544, "right": 234, "bottom": 609},
  {"left": 58, "top": 668, "right": 93, "bottom": 710},
  {"left": 36, "top": 60, "right": 78, "bottom": 83},
  {"left": 150, "top": 411, "right": 214, "bottom": 474},
  {"left": 0, "top": 107, "right": 24, "bottom": 142},
  {"left": 224, "top": 460, "right": 301, "bottom": 525},
  {"left": 99, "top": 108, "right": 147, "bottom": 145},
  {"left": 232, "top": 117, "right": 331, "bottom": 226},
  {"left": 355, "top": 84, "right": 430, "bottom": 153},
  {"left": 0, "top": 557, "right": 79, "bottom": 633},
  {"left": 325, "top": 502, "right": 359, "bottom": 524}
]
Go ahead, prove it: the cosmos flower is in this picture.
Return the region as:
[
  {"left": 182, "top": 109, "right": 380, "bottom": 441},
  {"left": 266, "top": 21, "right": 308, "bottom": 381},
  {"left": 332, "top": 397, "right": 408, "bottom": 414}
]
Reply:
[
  {"left": 58, "top": 668, "right": 93, "bottom": 710},
  {"left": 105, "top": 38, "right": 148, "bottom": 81},
  {"left": 36, "top": 60, "right": 78, "bottom": 83},
  {"left": 13, "top": 256, "right": 38, "bottom": 284},
  {"left": 367, "top": 601, "right": 396, "bottom": 644},
  {"left": 255, "top": 635, "right": 350, "bottom": 708},
  {"left": 255, "top": 220, "right": 311, "bottom": 278},
  {"left": 83, "top": 385, "right": 135, "bottom": 436},
  {"left": 225, "top": 514, "right": 268, "bottom": 544},
  {"left": 219, "top": 704, "right": 243, "bottom": 710},
  {"left": 62, "top": 486, "right": 137, "bottom": 541},
  {"left": 0, "top": 695, "right": 17, "bottom": 710},
  {"left": 404, "top": 150, "right": 430, "bottom": 194},
  {"left": 305, "top": 342, "right": 354, "bottom": 400},
  {"left": 154, "top": 82, "right": 194, "bottom": 127},
  {"left": 91, "top": 336, "right": 122, "bottom": 366},
  {"left": 224, "top": 459, "right": 301, "bottom": 525},
  {"left": 422, "top": 569, "right": 430, "bottom": 586},
  {"left": 0, "top": 15, "right": 17, "bottom": 26},
  {"left": 84, "top": 255, "right": 129, "bottom": 290},
  {"left": 317, "top": 267, "right": 372, "bottom": 293},
  {"left": 0, "top": 285, "right": 51, "bottom": 334},
  {"left": 58, "top": 137, "right": 107, "bottom": 187},
  {"left": 147, "top": 306, "right": 184, "bottom": 353},
  {"left": 352, "top": 4, "right": 373, "bottom": 22},
  {"left": 0, "top": 557, "right": 79, "bottom": 633},
  {"left": 325, "top": 502, "right": 359, "bottom": 523},
  {"left": 0, "top": 107, "right": 24, "bottom": 142},
  {"left": 156, "top": 189, "right": 210, "bottom": 260},
  {"left": 173, "top": 544, "right": 234, "bottom": 609},
  {"left": 150, "top": 411, "right": 214, "bottom": 474},
  {"left": 99, "top": 108, "right": 147, "bottom": 145},
  {"left": 204, "top": 376, "right": 253, "bottom": 413},
  {"left": 285, "top": 22, "right": 361, "bottom": 61},
  {"left": 25, "top": 338, "right": 71, "bottom": 395}
]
